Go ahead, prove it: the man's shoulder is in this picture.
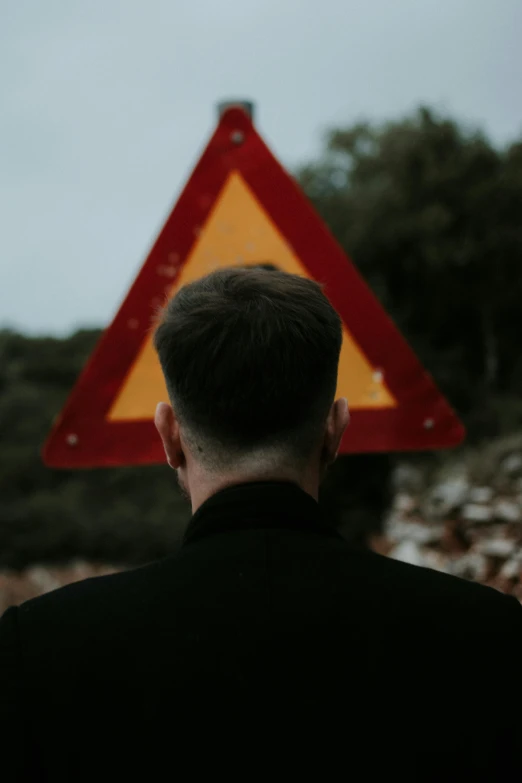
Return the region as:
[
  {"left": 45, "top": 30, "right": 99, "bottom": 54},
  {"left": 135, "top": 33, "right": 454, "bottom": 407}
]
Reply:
[
  {"left": 10, "top": 538, "right": 522, "bottom": 636},
  {"left": 15, "top": 558, "right": 173, "bottom": 631},
  {"left": 362, "top": 547, "right": 522, "bottom": 625},
  {"left": 364, "top": 546, "right": 495, "bottom": 597}
]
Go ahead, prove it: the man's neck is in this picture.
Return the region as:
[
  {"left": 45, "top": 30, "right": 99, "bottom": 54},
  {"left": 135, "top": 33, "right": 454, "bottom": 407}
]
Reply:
[{"left": 185, "top": 465, "right": 320, "bottom": 514}]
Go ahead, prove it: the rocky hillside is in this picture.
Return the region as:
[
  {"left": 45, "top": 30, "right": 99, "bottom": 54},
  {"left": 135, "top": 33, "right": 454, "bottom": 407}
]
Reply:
[{"left": 373, "top": 433, "right": 522, "bottom": 600}]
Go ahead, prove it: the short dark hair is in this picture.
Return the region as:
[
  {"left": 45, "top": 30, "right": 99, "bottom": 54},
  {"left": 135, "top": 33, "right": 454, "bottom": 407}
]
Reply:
[{"left": 153, "top": 267, "right": 342, "bottom": 466}]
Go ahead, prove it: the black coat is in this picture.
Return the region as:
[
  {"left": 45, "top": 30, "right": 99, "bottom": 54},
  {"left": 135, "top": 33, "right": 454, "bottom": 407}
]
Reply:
[{"left": 1, "top": 481, "right": 521, "bottom": 781}]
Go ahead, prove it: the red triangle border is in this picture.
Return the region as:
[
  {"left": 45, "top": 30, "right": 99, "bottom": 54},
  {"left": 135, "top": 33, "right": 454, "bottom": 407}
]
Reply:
[{"left": 43, "top": 108, "right": 465, "bottom": 468}]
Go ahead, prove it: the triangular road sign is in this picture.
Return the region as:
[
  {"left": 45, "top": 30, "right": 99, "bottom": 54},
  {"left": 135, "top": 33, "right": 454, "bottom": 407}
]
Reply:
[{"left": 43, "top": 106, "right": 464, "bottom": 468}]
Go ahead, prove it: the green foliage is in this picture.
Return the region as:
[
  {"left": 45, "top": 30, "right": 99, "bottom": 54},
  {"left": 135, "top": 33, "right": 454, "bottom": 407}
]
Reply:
[
  {"left": 0, "top": 329, "right": 190, "bottom": 568},
  {"left": 298, "top": 107, "right": 522, "bottom": 438}
]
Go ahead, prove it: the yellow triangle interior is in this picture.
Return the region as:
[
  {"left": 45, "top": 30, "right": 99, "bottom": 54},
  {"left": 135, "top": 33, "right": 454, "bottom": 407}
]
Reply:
[{"left": 108, "top": 171, "right": 396, "bottom": 420}]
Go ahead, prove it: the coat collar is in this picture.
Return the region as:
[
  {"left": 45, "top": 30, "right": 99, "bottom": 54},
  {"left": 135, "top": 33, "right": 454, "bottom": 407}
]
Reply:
[{"left": 182, "top": 481, "right": 340, "bottom": 546}]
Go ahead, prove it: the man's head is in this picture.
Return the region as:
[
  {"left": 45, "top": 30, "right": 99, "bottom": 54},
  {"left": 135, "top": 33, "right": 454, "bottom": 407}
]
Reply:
[{"left": 153, "top": 267, "right": 349, "bottom": 508}]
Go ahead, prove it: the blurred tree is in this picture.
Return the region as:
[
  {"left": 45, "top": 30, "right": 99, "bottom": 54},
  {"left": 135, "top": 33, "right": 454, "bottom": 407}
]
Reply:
[
  {"left": 0, "top": 329, "right": 190, "bottom": 569},
  {"left": 298, "top": 107, "right": 522, "bottom": 439}
]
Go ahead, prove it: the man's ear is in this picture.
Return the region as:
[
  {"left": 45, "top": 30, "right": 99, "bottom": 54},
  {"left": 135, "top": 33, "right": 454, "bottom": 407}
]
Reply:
[
  {"left": 323, "top": 398, "right": 350, "bottom": 466},
  {"left": 154, "top": 402, "right": 183, "bottom": 469}
]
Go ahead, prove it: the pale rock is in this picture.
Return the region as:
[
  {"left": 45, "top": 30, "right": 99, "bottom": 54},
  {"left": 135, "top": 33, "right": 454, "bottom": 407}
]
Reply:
[
  {"left": 425, "top": 476, "right": 469, "bottom": 518},
  {"left": 386, "top": 517, "right": 442, "bottom": 545},
  {"left": 394, "top": 493, "right": 417, "bottom": 514},
  {"left": 389, "top": 540, "right": 426, "bottom": 568},
  {"left": 392, "top": 463, "right": 424, "bottom": 494},
  {"left": 479, "top": 538, "right": 516, "bottom": 558},
  {"left": 69, "top": 561, "right": 97, "bottom": 581},
  {"left": 450, "top": 552, "right": 487, "bottom": 581},
  {"left": 493, "top": 499, "right": 522, "bottom": 523},
  {"left": 468, "top": 486, "right": 494, "bottom": 504},
  {"left": 501, "top": 558, "right": 521, "bottom": 580},
  {"left": 500, "top": 453, "right": 522, "bottom": 476},
  {"left": 461, "top": 504, "right": 493, "bottom": 523},
  {"left": 26, "top": 567, "right": 60, "bottom": 594},
  {"left": 422, "top": 549, "right": 451, "bottom": 574}
]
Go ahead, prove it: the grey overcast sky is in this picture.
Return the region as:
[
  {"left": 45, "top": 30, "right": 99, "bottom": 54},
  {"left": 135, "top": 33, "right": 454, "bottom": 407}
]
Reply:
[{"left": 2, "top": 0, "right": 521, "bottom": 335}]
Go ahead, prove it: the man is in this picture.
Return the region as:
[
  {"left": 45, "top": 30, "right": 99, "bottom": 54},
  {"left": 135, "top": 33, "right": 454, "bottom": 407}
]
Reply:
[{"left": 1, "top": 268, "right": 520, "bottom": 781}]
